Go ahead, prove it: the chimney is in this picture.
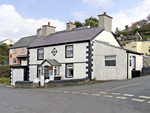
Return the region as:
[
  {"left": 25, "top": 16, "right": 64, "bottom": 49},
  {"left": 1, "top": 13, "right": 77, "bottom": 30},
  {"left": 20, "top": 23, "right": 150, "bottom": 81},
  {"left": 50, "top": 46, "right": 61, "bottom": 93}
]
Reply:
[
  {"left": 37, "top": 27, "right": 43, "bottom": 38},
  {"left": 42, "top": 22, "right": 56, "bottom": 38},
  {"left": 66, "top": 22, "right": 76, "bottom": 31},
  {"left": 98, "top": 12, "right": 113, "bottom": 32}
]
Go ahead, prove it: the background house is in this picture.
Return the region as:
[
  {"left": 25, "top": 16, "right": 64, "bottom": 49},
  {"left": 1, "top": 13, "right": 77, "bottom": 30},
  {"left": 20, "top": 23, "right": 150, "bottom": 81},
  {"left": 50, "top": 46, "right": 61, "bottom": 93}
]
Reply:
[
  {"left": 0, "top": 38, "right": 14, "bottom": 46},
  {"left": 9, "top": 35, "right": 36, "bottom": 66}
]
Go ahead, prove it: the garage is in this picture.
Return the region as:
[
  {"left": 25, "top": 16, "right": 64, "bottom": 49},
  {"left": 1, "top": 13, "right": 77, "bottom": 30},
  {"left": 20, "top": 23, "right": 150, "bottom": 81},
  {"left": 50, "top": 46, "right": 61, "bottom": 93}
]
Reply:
[{"left": 10, "top": 66, "right": 28, "bottom": 86}]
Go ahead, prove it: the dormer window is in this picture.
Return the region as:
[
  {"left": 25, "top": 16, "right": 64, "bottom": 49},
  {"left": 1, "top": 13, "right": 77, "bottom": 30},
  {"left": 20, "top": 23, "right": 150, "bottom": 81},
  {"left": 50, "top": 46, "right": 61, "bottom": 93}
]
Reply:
[{"left": 65, "top": 45, "right": 73, "bottom": 58}]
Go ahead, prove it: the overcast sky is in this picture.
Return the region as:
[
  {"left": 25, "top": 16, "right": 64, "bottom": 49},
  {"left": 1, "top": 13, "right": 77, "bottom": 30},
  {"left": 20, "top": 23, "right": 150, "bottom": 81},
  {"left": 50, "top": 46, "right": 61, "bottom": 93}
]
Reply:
[{"left": 0, "top": 0, "right": 150, "bottom": 42}]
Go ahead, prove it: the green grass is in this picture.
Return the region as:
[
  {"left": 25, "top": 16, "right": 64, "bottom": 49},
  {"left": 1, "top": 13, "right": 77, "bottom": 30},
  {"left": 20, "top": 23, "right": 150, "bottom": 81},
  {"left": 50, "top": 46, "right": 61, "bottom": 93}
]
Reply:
[{"left": 0, "top": 78, "right": 10, "bottom": 85}]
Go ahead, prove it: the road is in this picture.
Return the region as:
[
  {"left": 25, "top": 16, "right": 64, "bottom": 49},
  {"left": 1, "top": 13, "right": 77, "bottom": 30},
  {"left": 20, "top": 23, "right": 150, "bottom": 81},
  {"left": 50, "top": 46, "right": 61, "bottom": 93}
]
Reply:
[{"left": 1, "top": 76, "right": 150, "bottom": 113}]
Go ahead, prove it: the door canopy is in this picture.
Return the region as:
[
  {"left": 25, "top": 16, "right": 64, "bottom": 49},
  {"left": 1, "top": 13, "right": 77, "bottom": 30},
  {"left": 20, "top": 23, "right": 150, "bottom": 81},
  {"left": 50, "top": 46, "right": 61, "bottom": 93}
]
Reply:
[{"left": 40, "top": 59, "right": 61, "bottom": 67}]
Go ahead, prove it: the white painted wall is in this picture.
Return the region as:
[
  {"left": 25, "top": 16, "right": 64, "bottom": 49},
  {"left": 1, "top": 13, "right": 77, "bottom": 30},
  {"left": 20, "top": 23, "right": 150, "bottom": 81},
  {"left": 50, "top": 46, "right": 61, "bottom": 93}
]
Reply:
[
  {"left": 93, "top": 30, "right": 120, "bottom": 47},
  {"left": 93, "top": 41, "right": 127, "bottom": 80},
  {"left": 21, "top": 59, "right": 27, "bottom": 66},
  {"left": 128, "top": 53, "right": 143, "bottom": 79},
  {"left": 29, "top": 42, "right": 88, "bottom": 81}
]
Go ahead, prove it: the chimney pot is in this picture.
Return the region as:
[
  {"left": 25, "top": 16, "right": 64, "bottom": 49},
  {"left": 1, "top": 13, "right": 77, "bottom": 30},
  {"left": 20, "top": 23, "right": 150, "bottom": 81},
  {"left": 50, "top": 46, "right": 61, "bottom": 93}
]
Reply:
[
  {"left": 40, "top": 27, "right": 41, "bottom": 29},
  {"left": 48, "top": 22, "right": 50, "bottom": 26},
  {"left": 104, "top": 12, "right": 106, "bottom": 15}
]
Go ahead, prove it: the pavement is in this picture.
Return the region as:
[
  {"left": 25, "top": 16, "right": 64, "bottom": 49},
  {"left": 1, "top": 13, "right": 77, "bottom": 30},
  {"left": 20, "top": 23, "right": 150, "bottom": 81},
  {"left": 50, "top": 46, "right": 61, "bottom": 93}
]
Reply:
[{"left": 1, "top": 76, "right": 150, "bottom": 113}]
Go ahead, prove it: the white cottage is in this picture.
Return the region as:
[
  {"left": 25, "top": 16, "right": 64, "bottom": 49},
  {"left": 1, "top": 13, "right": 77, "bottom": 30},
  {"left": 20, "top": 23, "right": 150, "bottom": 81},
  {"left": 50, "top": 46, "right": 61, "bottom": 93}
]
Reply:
[{"left": 11, "top": 12, "right": 143, "bottom": 86}]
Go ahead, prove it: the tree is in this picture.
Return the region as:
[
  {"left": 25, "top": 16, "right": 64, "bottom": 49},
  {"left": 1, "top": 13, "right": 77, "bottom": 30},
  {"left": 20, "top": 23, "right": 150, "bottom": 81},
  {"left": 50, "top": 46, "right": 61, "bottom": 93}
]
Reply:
[
  {"left": 131, "top": 22, "right": 138, "bottom": 30},
  {"left": 84, "top": 16, "right": 98, "bottom": 27},
  {"left": 74, "top": 21, "right": 84, "bottom": 28},
  {"left": 147, "top": 14, "right": 150, "bottom": 21},
  {"left": 136, "top": 19, "right": 147, "bottom": 28}
]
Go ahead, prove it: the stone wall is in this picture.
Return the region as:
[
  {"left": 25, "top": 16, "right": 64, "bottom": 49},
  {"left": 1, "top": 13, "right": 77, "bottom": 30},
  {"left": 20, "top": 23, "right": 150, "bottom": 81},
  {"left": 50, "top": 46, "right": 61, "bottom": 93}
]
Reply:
[
  {"left": 15, "top": 77, "right": 89, "bottom": 88},
  {"left": 143, "top": 55, "right": 150, "bottom": 67}
]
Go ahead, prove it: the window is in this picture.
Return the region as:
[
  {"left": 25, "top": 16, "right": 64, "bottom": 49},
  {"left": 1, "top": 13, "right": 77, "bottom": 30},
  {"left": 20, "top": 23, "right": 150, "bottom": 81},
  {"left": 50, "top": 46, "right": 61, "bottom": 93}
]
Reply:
[
  {"left": 21, "top": 48, "right": 25, "bottom": 53},
  {"left": 105, "top": 55, "right": 116, "bottom": 66},
  {"left": 148, "top": 46, "right": 150, "bottom": 53},
  {"left": 54, "top": 66, "right": 60, "bottom": 76},
  {"left": 129, "top": 56, "right": 132, "bottom": 66},
  {"left": 37, "top": 65, "right": 41, "bottom": 77},
  {"left": 10, "top": 50, "right": 12, "bottom": 54},
  {"left": 65, "top": 45, "right": 73, "bottom": 58},
  {"left": 37, "top": 48, "right": 44, "bottom": 60},
  {"left": 13, "top": 58, "right": 16, "bottom": 64},
  {"left": 66, "top": 64, "right": 73, "bottom": 78},
  {"left": 13, "top": 49, "right": 17, "bottom": 54}
]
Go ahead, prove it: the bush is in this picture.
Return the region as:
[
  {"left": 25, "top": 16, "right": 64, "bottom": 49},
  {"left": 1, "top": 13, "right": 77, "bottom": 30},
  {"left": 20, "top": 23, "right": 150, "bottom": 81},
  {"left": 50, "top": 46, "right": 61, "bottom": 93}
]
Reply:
[
  {"left": 0, "top": 78, "right": 10, "bottom": 84},
  {"left": 0, "top": 65, "right": 10, "bottom": 78}
]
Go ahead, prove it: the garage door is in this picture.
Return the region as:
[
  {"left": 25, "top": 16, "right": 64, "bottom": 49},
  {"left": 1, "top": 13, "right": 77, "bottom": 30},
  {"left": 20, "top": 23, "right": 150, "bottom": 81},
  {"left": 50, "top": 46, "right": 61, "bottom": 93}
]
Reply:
[{"left": 12, "top": 69, "right": 24, "bottom": 86}]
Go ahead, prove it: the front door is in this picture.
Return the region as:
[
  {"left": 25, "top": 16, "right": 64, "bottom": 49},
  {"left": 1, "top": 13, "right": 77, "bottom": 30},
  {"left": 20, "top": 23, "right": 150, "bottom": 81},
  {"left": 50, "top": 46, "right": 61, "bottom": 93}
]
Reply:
[{"left": 44, "top": 66, "right": 49, "bottom": 80}]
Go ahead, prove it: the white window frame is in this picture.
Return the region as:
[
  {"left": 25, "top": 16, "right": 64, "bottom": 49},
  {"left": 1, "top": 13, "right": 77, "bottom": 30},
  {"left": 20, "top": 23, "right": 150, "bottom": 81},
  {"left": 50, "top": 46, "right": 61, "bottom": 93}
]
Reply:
[
  {"left": 13, "top": 58, "right": 17, "bottom": 64},
  {"left": 105, "top": 55, "right": 116, "bottom": 67},
  {"left": 37, "top": 48, "right": 44, "bottom": 60},
  {"left": 13, "top": 49, "right": 17, "bottom": 54},
  {"left": 21, "top": 48, "right": 25, "bottom": 53},
  {"left": 65, "top": 45, "right": 73, "bottom": 58},
  {"left": 66, "top": 64, "right": 73, "bottom": 78}
]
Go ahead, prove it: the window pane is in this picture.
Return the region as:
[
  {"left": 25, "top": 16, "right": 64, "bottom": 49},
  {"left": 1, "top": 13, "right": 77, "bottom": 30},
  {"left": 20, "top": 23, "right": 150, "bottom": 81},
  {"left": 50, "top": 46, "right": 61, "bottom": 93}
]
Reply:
[
  {"left": 105, "top": 55, "right": 116, "bottom": 59},
  {"left": 105, "top": 60, "right": 116, "bottom": 66},
  {"left": 66, "top": 46, "right": 73, "bottom": 57},
  {"left": 66, "top": 64, "right": 73, "bottom": 77}
]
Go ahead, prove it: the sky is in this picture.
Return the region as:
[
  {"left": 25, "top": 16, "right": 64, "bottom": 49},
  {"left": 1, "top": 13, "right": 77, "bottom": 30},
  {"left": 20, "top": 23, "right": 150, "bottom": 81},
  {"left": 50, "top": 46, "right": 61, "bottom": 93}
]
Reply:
[{"left": 0, "top": 0, "right": 150, "bottom": 42}]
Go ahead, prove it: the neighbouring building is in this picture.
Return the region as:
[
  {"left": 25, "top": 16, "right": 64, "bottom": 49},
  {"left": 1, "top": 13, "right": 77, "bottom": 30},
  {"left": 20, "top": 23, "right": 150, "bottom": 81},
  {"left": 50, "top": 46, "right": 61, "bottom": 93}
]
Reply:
[
  {"left": 123, "top": 41, "right": 150, "bottom": 55},
  {"left": 10, "top": 12, "right": 143, "bottom": 86},
  {"left": 0, "top": 38, "right": 14, "bottom": 46},
  {"left": 9, "top": 35, "right": 36, "bottom": 66}
]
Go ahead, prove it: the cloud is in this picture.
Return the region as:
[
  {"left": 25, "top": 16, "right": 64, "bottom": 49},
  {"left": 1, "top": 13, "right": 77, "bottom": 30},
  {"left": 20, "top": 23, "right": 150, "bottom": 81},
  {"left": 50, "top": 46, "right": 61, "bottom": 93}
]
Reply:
[
  {"left": 71, "top": 11, "right": 86, "bottom": 20},
  {"left": 0, "top": 4, "right": 66, "bottom": 42},
  {"left": 80, "top": 0, "right": 114, "bottom": 7},
  {"left": 112, "top": 0, "right": 150, "bottom": 32}
]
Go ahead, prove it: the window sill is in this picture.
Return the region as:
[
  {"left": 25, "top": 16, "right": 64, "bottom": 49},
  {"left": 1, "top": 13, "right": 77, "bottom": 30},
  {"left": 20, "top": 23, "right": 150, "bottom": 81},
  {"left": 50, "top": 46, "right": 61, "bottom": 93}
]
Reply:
[{"left": 65, "top": 76, "right": 73, "bottom": 78}]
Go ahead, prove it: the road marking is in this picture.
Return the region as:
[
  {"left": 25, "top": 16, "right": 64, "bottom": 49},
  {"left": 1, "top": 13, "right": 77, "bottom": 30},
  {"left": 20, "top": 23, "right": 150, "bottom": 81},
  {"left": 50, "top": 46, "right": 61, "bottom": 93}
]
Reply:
[
  {"left": 103, "top": 95, "right": 113, "bottom": 98},
  {"left": 111, "top": 93, "right": 120, "bottom": 95},
  {"left": 50, "top": 90, "right": 55, "bottom": 92},
  {"left": 56, "top": 90, "right": 62, "bottom": 92},
  {"left": 92, "top": 94, "right": 101, "bottom": 96},
  {"left": 116, "top": 96, "right": 127, "bottom": 99},
  {"left": 72, "top": 92, "right": 78, "bottom": 94},
  {"left": 139, "top": 96, "right": 150, "bottom": 99},
  {"left": 124, "top": 94, "right": 134, "bottom": 97},
  {"left": 147, "top": 101, "right": 150, "bottom": 103},
  {"left": 132, "top": 98, "right": 145, "bottom": 102},
  {"left": 82, "top": 93, "right": 89, "bottom": 95},
  {"left": 99, "top": 92, "right": 108, "bottom": 94},
  {"left": 105, "top": 82, "right": 143, "bottom": 92},
  {"left": 64, "top": 91, "right": 69, "bottom": 93}
]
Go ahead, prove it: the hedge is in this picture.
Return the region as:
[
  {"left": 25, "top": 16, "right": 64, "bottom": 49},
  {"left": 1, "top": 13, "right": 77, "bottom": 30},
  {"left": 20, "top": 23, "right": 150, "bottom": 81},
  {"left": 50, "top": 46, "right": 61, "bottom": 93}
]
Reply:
[{"left": 0, "top": 65, "right": 10, "bottom": 78}]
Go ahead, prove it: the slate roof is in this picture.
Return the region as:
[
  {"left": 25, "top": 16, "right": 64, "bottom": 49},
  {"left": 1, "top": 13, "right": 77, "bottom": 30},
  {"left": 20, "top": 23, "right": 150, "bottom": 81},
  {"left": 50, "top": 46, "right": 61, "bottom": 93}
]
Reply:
[
  {"left": 10, "top": 35, "right": 37, "bottom": 49},
  {"left": 29, "top": 27, "right": 104, "bottom": 48},
  {"left": 40, "top": 59, "right": 61, "bottom": 66},
  {"left": 72, "top": 26, "right": 90, "bottom": 31}
]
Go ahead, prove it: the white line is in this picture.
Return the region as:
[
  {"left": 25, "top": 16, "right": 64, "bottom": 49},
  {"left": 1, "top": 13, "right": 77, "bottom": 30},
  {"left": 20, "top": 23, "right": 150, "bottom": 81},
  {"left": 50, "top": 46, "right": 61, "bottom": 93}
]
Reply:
[
  {"left": 92, "top": 94, "right": 101, "bottom": 96},
  {"left": 111, "top": 93, "right": 120, "bottom": 95},
  {"left": 105, "top": 82, "right": 143, "bottom": 92},
  {"left": 124, "top": 94, "right": 134, "bottom": 97},
  {"left": 50, "top": 90, "right": 55, "bottom": 92},
  {"left": 139, "top": 96, "right": 150, "bottom": 99},
  {"left": 147, "top": 101, "right": 150, "bottom": 103},
  {"left": 99, "top": 92, "right": 108, "bottom": 94},
  {"left": 64, "top": 91, "right": 69, "bottom": 93},
  {"left": 116, "top": 96, "right": 127, "bottom": 99},
  {"left": 103, "top": 95, "right": 113, "bottom": 98},
  {"left": 132, "top": 98, "right": 145, "bottom": 102},
  {"left": 82, "top": 93, "right": 89, "bottom": 95},
  {"left": 56, "top": 90, "right": 62, "bottom": 92},
  {"left": 72, "top": 92, "right": 78, "bottom": 94}
]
